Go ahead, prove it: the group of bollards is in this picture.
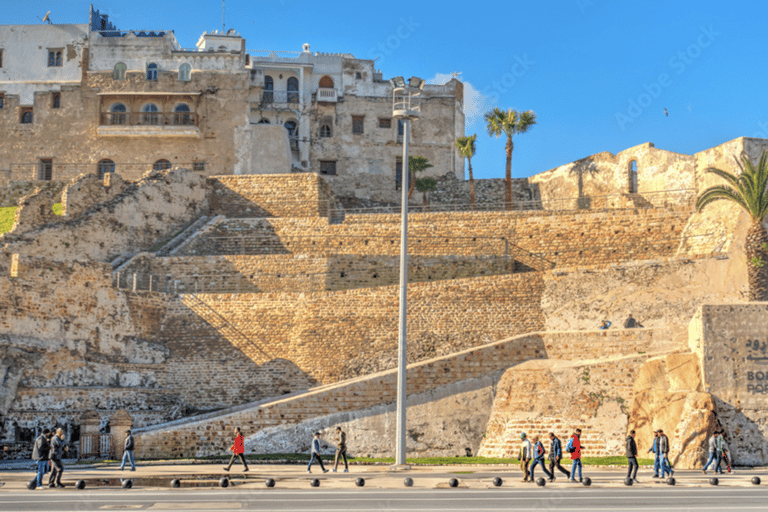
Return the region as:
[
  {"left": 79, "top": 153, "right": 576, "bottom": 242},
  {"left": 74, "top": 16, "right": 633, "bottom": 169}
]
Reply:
[{"left": 26, "top": 474, "right": 764, "bottom": 490}]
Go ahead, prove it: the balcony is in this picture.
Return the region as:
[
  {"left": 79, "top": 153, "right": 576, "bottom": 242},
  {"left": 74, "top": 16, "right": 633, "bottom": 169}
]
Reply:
[
  {"left": 260, "top": 90, "right": 300, "bottom": 108},
  {"left": 98, "top": 112, "right": 201, "bottom": 138},
  {"left": 317, "top": 87, "right": 337, "bottom": 103}
]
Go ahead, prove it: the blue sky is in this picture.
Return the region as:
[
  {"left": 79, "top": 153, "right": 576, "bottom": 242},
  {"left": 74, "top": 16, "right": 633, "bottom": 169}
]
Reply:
[{"left": 4, "top": 1, "right": 767, "bottom": 179}]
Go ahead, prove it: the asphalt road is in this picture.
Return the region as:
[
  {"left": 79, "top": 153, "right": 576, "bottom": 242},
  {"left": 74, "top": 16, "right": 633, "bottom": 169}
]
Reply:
[{"left": 2, "top": 486, "right": 768, "bottom": 512}]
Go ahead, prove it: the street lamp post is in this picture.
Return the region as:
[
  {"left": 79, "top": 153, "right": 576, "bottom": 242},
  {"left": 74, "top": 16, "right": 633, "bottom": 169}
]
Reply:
[{"left": 390, "top": 76, "right": 424, "bottom": 468}]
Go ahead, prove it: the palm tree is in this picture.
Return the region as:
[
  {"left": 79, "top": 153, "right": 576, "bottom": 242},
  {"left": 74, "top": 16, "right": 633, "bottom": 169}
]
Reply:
[
  {"left": 415, "top": 176, "right": 438, "bottom": 211},
  {"left": 484, "top": 108, "right": 537, "bottom": 209},
  {"left": 696, "top": 150, "right": 768, "bottom": 301},
  {"left": 407, "top": 156, "right": 433, "bottom": 199},
  {"left": 455, "top": 134, "right": 477, "bottom": 208}
]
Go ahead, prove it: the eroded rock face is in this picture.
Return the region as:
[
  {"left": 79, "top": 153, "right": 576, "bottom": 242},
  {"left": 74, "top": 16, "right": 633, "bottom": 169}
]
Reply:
[{"left": 670, "top": 393, "right": 719, "bottom": 469}]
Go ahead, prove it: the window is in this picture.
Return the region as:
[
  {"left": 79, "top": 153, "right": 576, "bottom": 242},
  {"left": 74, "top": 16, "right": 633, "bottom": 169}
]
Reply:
[
  {"left": 257, "top": 118, "right": 270, "bottom": 124},
  {"left": 146, "top": 63, "right": 158, "bottom": 81},
  {"left": 153, "top": 159, "right": 172, "bottom": 171},
  {"left": 379, "top": 118, "right": 391, "bottom": 129},
  {"left": 174, "top": 103, "right": 191, "bottom": 125},
  {"left": 629, "top": 160, "right": 638, "bottom": 193},
  {"left": 287, "top": 77, "right": 299, "bottom": 103},
  {"left": 142, "top": 103, "right": 159, "bottom": 125},
  {"left": 110, "top": 103, "right": 127, "bottom": 125},
  {"left": 97, "top": 159, "right": 115, "bottom": 179},
  {"left": 20, "top": 107, "right": 33, "bottom": 124},
  {"left": 0, "top": 49, "right": 3, "bottom": 68},
  {"left": 113, "top": 62, "right": 127, "bottom": 80},
  {"left": 352, "top": 116, "right": 364, "bottom": 134},
  {"left": 319, "top": 75, "right": 334, "bottom": 88},
  {"left": 320, "top": 124, "right": 332, "bottom": 138},
  {"left": 48, "top": 50, "right": 62, "bottom": 67},
  {"left": 395, "top": 157, "right": 403, "bottom": 190},
  {"left": 0, "top": 93, "right": 4, "bottom": 110},
  {"left": 52, "top": 92, "right": 60, "bottom": 109},
  {"left": 263, "top": 76, "right": 274, "bottom": 103},
  {"left": 285, "top": 120, "right": 298, "bottom": 150},
  {"left": 319, "top": 161, "right": 337, "bottom": 175},
  {"left": 398, "top": 119, "right": 405, "bottom": 137},
  {"left": 38, "top": 159, "right": 53, "bottom": 180},
  {"left": 356, "top": 72, "right": 362, "bottom": 80},
  {"left": 192, "top": 161, "right": 206, "bottom": 172},
  {"left": 178, "top": 63, "right": 191, "bottom": 82}
]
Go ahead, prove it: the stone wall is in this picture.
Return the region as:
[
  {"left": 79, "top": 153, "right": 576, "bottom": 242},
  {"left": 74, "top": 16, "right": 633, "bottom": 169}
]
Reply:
[{"left": 0, "top": 181, "right": 66, "bottom": 208}]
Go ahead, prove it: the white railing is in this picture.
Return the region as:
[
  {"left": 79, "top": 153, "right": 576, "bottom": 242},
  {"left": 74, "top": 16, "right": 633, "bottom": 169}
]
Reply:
[{"left": 317, "top": 88, "right": 337, "bottom": 102}]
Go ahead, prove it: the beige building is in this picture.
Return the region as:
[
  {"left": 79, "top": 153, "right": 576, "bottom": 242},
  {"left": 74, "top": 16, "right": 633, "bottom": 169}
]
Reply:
[{"left": 0, "top": 6, "right": 465, "bottom": 203}]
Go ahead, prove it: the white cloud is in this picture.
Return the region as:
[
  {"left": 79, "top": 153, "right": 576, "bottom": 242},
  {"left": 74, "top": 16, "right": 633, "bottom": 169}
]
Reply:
[{"left": 427, "top": 72, "right": 492, "bottom": 131}]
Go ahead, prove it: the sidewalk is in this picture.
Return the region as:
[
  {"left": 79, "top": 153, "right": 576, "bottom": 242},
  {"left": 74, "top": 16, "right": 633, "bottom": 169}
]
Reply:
[{"left": 1, "top": 462, "right": 765, "bottom": 492}]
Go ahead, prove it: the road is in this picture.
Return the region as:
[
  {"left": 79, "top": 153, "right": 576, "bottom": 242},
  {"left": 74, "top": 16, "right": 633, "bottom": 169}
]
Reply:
[{"left": 2, "top": 486, "right": 768, "bottom": 511}]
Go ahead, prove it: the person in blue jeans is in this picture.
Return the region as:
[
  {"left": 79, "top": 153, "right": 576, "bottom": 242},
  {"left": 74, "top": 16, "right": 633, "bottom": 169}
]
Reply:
[
  {"left": 568, "top": 429, "right": 583, "bottom": 482},
  {"left": 31, "top": 429, "right": 51, "bottom": 488},
  {"left": 307, "top": 432, "right": 328, "bottom": 474},
  {"left": 648, "top": 430, "right": 661, "bottom": 477},
  {"left": 529, "top": 436, "right": 555, "bottom": 482},
  {"left": 120, "top": 430, "right": 136, "bottom": 471},
  {"left": 702, "top": 431, "right": 722, "bottom": 474}
]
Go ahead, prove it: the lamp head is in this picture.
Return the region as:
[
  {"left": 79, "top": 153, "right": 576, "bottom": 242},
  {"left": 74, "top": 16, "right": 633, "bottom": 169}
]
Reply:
[
  {"left": 389, "top": 76, "right": 406, "bottom": 88},
  {"left": 408, "top": 76, "right": 425, "bottom": 90}
]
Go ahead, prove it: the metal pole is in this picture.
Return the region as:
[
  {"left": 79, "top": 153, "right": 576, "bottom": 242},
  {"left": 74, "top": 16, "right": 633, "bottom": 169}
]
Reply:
[{"left": 395, "top": 117, "right": 410, "bottom": 467}]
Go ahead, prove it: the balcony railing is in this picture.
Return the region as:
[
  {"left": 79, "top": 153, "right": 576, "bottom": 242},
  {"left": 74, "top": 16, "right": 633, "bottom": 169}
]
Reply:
[
  {"left": 260, "top": 90, "right": 300, "bottom": 106},
  {"left": 317, "top": 87, "right": 337, "bottom": 103},
  {"left": 99, "top": 112, "right": 199, "bottom": 127}
]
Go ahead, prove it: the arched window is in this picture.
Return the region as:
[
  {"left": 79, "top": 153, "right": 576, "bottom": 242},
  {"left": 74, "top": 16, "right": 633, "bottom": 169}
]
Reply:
[
  {"left": 178, "top": 63, "right": 191, "bottom": 82},
  {"left": 142, "top": 103, "right": 159, "bottom": 125},
  {"left": 287, "top": 77, "right": 299, "bottom": 103},
  {"left": 628, "top": 159, "right": 638, "bottom": 193},
  {"left": 98, "top": 159, "right": 115, "bottom": 179},
  {"left": 285, "top": 120, "right": 298, "bottom": 150},
  {"left": 320, "top": 124, "right": 332, "bottom": 138},
  {"left": 110, "top": 103, "right": 127, "bottom": 125},
  {"left": 153, "top": 159, "right": 172, "bottom": 171},
  {"left": 146, "top": 62, "right": 158, "bottom": 81},
  {"left": 319, "top": 75, "right": 334, "bottom": 88},
  {"left": 113, "top": 62, "right": 127, "bottom": 80},
  {"left": 263, "top": 76, "right": 274, "bottom": 103},
  {"left": 174, "top": 103, "right": 191, "bottom": 125},
  {"left": 21, "top": 110, "right": 33, "bottom": 124}
]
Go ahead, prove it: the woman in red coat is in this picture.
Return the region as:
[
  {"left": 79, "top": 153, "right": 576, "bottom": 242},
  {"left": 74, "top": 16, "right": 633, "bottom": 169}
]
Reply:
[{"left": 224, "top": 427, "right": 249, "bottom": 472}]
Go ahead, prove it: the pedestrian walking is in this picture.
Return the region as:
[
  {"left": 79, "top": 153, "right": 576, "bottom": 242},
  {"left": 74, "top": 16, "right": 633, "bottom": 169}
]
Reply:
[
  {"left": 307, "top": 432, "right": 328, "bottom": 473},
  {"left": 120, "top": 430, "right": 136, "bottom": 471},
  {"left": 648, "top": 430, "right": 661, "bottom": 478},
  {"left": 548, "top": 432, "right": 571, "bottom": 478},
  {"left": 568, "top": 429, "right": 583, "bottom": 482},
  {"left": 223, "top": 427, "right": 249, "bottom": 472},
  {"left": 519, "top": 433, "right": 532, "bottom": 482},
  {"left": 31, "top": 428, "right": 50, "bottom": 489},
  {"left": 332, "top": 426, "right": 348, "bottom": 473},
  {"left": 626, "top": 430, "right": 639, "bottom": 483},
  {"left": 659, "top": 429, "right": 674, "bottom": 476},
  {"left": 702, "top": 431, "right": 721, "bottom": 474},
  {"left": 717, "top": 432, "right": 732, "bottom": 473},
  {"left": 48, "top": 428, "right": 66, "bottom": 488},
  {"left": 624, "top": 314, "right": 643, "bottom": 328},
  {"left": 529, "top": 435, "right": 555, "bottom": 482}
]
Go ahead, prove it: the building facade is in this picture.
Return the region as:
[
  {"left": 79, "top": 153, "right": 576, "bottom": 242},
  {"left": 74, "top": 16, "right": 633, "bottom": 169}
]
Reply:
[{"left": 0, "top": 6, "right": 465, "bottom": 203}]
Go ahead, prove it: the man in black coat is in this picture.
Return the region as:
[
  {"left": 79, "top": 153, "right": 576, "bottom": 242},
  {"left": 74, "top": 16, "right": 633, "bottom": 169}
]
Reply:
[
  {"left": 31, "top": 428, "right": 50, "bottom": 488},
  {"left": 626, "top": 430, "right": 639, "bottom": 483}
]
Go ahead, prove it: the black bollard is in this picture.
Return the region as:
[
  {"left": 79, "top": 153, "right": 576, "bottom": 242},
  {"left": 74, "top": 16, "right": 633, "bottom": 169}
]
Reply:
[
  {"left": 448, "top": 478, "right": 458, "bottom": 488},
  {"left": 404, "top": 477, "right": 413, "bottom": 487},
  {"left": 171, "top": 479, "right": 180, "bottom": 488},
  {"left": 310, "top": 478, "right": 320, "bottom": 487},
  {"left": 709, "top": 477, "right": 718, "bottom": 486},
  {"left": 219, "top": 477, "right": 229, "bottom": 488},
  {"left": 667, "top": 477, "right": 676, "bottom": 486},
  {"left": 355, "top": 477, "right": 365, "bottom": 487},
  {"left": 122, "top": 479, "right": 133, "bottom": 489},
  {"left": 493, "top": 477, "right": 503, "bottom": 487},
  {"left": 536, "top": 477, "right": 546, "bottom": 487},
  {"left": 582, "top": 477, "right": 592, "bottom": 487},
  {"left": 265, "top": 478, "right": 275, "bottom": 488},
  {"left": 752, "top": 476, "right": 762, "bottom": 485},
  {"left": 623, "top": 477, "right": 633, "bottom": 486},
  {"left": 76, "top": 480, "right": 86, "bottom": 490}
]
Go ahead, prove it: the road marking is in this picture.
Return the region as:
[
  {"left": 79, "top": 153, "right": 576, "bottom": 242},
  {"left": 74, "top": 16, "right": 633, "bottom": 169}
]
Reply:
[{"left": 148, "top": 503, "right": 242, "bottom": 509}]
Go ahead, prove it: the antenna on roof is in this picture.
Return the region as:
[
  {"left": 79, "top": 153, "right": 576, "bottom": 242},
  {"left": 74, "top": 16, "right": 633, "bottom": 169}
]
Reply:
[
  {"left": 222, "top": 0, "right": 225, "bottom": 32},
  {"left": 38, "top": 11, "right": 52, "bottom": 24}
]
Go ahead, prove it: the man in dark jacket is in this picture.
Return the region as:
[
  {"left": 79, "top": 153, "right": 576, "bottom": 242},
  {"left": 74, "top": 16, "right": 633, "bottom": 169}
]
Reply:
[
  {"left": 548, "top": 432, "right": 570, "bottom": 478},
  {"left": 120, "top": 430, "right": 136, "bottom": 471},
  {"left": 529, "top": 435, "right": 554, "bottom": 482},
  {"left": 648, "top": 430, "right": 661, "bottom": 478},
  {"left": 31, "top": 428, "right": 50, "bottom": 489},
  {"left": 659, "top": 429, "right": 674, "bottom": 476},
  {"left": 626, "top": 430, "right": 639, "bottom": 483},
  {"left": 48, "top": 428, "right": 66, "bottom": 488}
]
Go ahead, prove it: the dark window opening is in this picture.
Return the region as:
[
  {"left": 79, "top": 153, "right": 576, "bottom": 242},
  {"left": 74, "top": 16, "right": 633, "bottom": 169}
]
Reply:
[
  {"left": 263, "top": 76, "right": 274, "bottom": 103},
  {"left": 38, "top": 159, "right": 53, "bottom": 180},
  {"left": 395, "top": 157, "right": 403, "bottom": 190},
  {"left": 629, "top": 160, "right": 638, "bottom": 193},
  {"left": 193, "top": 161, "right": 206, "bottom": 172},
  {"left": 20, "top": 107, "right": 33, "bottom": 124},
  {"left": 146, "top": 63, "right": 158, "bottom": 80},
  {"left": 97, "top": 159, "right": 115, "bottom": 179},
  {"left": 153, "top": 159, "right": 172, "bottom": 171},
  {"left": 320, "top": 124, "right": 332, "bottom": 138},
  {"left": 352, "top": 116, "right": 364, "bottom": 134},
  {"left": 0, "top": 49, "right": 4, "bottom": 68},
  {"left": 52, "top": 92, "right": 61, "bottom": 109},
  {"left": 48, "top": 50, "right": 62, "bottom": 67},
  {"left": 319, "top": 161, "right": 337, "bottom": 175},
  {"left": 379, "top": 118, "right": 392, "bottom": 129},
  {"left": 0, "top": 93, "right": 4, "bottom": 110},
  {"left": 287, "top": 77, "right": 299, "bottom": 103}
]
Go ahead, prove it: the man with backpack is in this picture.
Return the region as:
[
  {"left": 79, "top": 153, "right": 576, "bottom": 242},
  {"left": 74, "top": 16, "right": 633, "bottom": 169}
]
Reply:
[
  {"left": 567, "top": 429, "right": 582, "bottom": 482},
  {"left": 31, "top": 428, "right": 50, "bottom": 489},
  {"left": 658, "top": 429, "right": 674, "bottom": 477},
  {"left": 529, "top": 435, "right": 555, "bottom": 482},
  {"left": 549, "top": 432, "right": 571, "bottom": 478},
  {"left": 626, "top": 430, "right": 639, "bottom": 483},
  {"left": 519, "top": 433, "right": 532, "bottom": 482}
]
